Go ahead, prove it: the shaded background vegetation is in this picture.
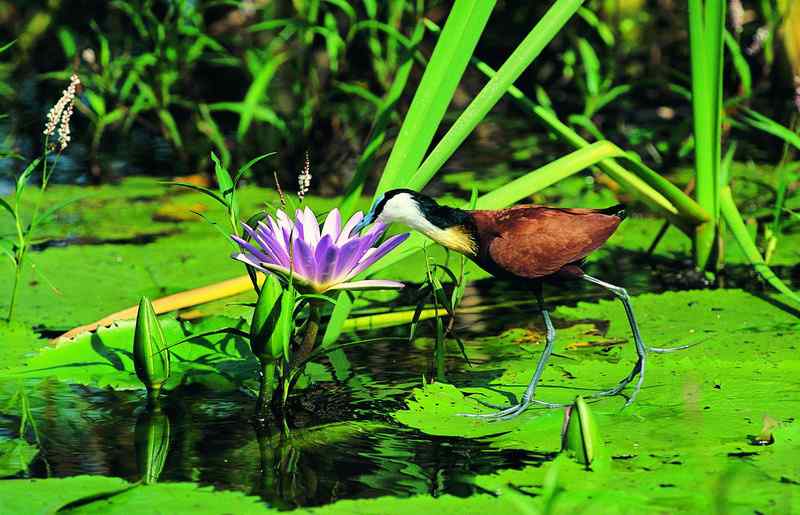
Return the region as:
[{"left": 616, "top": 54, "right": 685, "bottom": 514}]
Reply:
[{"left": 1, "top": 0, "right": 797, "bottom": 194}]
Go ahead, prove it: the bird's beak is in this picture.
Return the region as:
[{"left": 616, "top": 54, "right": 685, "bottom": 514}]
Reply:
[{"left": 351, "top": 213, "right": 375, "bottom": 235}]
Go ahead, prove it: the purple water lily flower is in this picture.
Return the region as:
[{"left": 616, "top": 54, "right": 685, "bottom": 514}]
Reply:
[{"left": 232, "top": 207, "right": 409, "bottom": 293}]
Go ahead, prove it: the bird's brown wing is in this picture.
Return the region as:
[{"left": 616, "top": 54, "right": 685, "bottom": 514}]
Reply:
[{"left": 474, "top": 206, "right": 622, "bottom": 279}]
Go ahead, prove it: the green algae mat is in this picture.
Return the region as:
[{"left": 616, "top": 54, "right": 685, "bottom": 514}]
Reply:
[{"left": 1, "top": 179, "right": 799, "bottom": 513}]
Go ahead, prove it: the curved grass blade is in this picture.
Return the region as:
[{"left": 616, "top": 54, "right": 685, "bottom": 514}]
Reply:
[{"left": 720, "top": 186, "right": 800, "bottom": 304}]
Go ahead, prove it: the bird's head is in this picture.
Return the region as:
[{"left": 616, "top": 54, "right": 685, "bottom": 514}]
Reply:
[
  {"left": 352, "top": 189, "right": 477, "bottom": 256},
  {"left": 352, "top": 189, "right": 434, "bottom": 234}
]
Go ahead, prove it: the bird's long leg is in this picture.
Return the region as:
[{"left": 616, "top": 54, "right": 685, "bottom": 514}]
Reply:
[
  {"left": 462, "top": 287, "right": 566, "bottom": 420},
  {"left": 581, "top": 274, "right": 646, "bottom": 406}
]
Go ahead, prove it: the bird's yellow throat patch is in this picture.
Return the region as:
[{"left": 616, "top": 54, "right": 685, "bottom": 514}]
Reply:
[{"left": 427, "top": 225, "right": 477, "bottom": 256}]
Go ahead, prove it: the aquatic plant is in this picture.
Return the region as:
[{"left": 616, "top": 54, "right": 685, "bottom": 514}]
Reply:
[
  {"left": 232, "top": 206, "right": 408, "bottom": 414},
  {"left": 232, "top": 208, "right": 408, "bottom": 294},
  {"left": 2, "top": 73, "right": 81, "bottom": 322},
  {"left": 132, "top": 296, "right": 171, "bottom": 402}
]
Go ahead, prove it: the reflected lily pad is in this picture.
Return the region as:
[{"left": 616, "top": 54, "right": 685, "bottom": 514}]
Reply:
[{"left": 0, "top": 437, "right": 38, "bottom": 478}]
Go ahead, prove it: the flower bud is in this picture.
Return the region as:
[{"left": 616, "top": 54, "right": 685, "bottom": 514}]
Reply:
[
  {"left": 561, "top": 396, "right": 602, "bottom": 467},
  {"left": 250, "top": 274, "right": 294, "bottom": 363},
  {"left": 133, "top": 297, "right": 171, "bottom": 396}
]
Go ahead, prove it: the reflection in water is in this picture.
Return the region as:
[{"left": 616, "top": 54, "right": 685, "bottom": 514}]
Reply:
[{"left": 135, "top": 403, "right": 170, "bottom": 485}]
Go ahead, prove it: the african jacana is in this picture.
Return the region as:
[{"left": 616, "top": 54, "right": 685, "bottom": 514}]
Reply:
[{"left": 353, "top": 189, "right": 649, "bottom": 420}]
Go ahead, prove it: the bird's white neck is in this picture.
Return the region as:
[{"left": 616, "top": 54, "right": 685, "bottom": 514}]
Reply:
[
  {"left": 384, "top": 211, "right": 477, "bottom": 257},
  {"left": 378, "top": 192, "right": 478, "bottom": 256}
]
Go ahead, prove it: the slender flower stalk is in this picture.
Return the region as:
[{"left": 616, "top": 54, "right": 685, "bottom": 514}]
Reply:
[
  {"left": 232, "top": 207, "right": 409, "bottom": 293},
  {"left": 6, "top": 74, "right": 80, "bottom": 322}
]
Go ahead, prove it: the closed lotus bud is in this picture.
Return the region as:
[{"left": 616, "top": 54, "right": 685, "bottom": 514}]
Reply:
[
  {"left": 135, "top": 406, "right": 171, "bottom": 484},
  {"left": 133, "top": 296, "right": 171, "bottom": 396},
  {"left": 561, "top": 396, "right": 602, "bottom": 467},
  {"left": 250, "top": 274, "right": 294, "bottom": 363}
]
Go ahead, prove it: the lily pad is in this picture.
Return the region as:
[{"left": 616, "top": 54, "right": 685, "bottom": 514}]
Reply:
[
  {"left": 0, "top": 476, "right": 275, "bottom": 514},
  {"left": 304, "top": 492, "right": 522, "bottom": 515},
  {"left": 0, "top": 321, "right": 47, "bottom": 370}
]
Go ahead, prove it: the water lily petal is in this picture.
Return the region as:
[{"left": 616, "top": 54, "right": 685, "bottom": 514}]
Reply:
[
  {"left": 232, "top": 252, "right": 268, "bottom": 273},
  {"left": 259, "top": 263, "right": 315, "bottom": 289},
  {"left": 275, "top": 209, "right": 293, "bottom": 233},
  {"left": 242, "top": 223, "right": 282, "bottom": 265},
  {"left": 255, "top": 222, "right": 292, "bottom": 266},
  {"left": 328, "top": 279, "right": 405, "bottom": 291},
  {"left": 231, "top": 233, "right": 272, "bottom": 263},
  {"left": 291, "top": 236, "right": 317, "bottom": 283},
  {"left": 347, "top": 233, "right": 410, "bottom": 278},
  {"left": 338, "top": 211, "right": 364, "bottom": 245},
  {"left": 297, "top": 206, "right": 321, "bottom": 246},
  {"left": 331, "top": 238, "right": 366, "bottom": 281},
  {"left": 314, "top": 234, "right": 338, "bottom": 283},
  {"left": 321, "top": 208, "right": 341, "bottom": 239},
  {"left": 358, "top": 221, "right": 388, "bottom": 250}
]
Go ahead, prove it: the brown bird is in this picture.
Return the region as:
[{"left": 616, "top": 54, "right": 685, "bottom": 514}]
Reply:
[{"left": 353, "top": 189, "right": 650, "bottom": 419}]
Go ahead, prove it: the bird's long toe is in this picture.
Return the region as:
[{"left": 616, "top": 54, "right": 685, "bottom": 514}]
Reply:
[
  {"left": 460, "top": 403, "right": 529, "bottom": 420},
  {"left": 459, "top": 398, "right": 567, "bottom": 420}
]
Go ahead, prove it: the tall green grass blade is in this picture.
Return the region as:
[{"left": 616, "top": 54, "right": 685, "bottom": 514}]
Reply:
[
  {"left": 476, "top": 141, "right": 625, "bottom": 208},
  {"left": 373, "top": 0, "right": 497, "bottom": 196},
  {"left": 236, "top": 52, "right": 289, "bottom": 140},
  {"left": 0, "top": 197, "right": 14, "bottom": 219},
  {"left": 720, "top": 186, "right": 800, "bottom": 304},
  {"left": 406, "top": 0, "right": 586, "bottom": 192},
  {"left": 158, "top": 109, "right": 183, "bottom": 148},
  {"left": 689, "top": 0, "right": 726, "bottom": 269},
  {"left": 724, "top": 30, "right": 751, "bottom": 96}
]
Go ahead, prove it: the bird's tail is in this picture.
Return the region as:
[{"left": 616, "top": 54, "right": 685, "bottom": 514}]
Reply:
[{"left": 600, "top": 204, "right": 627, "bottom": 220}]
